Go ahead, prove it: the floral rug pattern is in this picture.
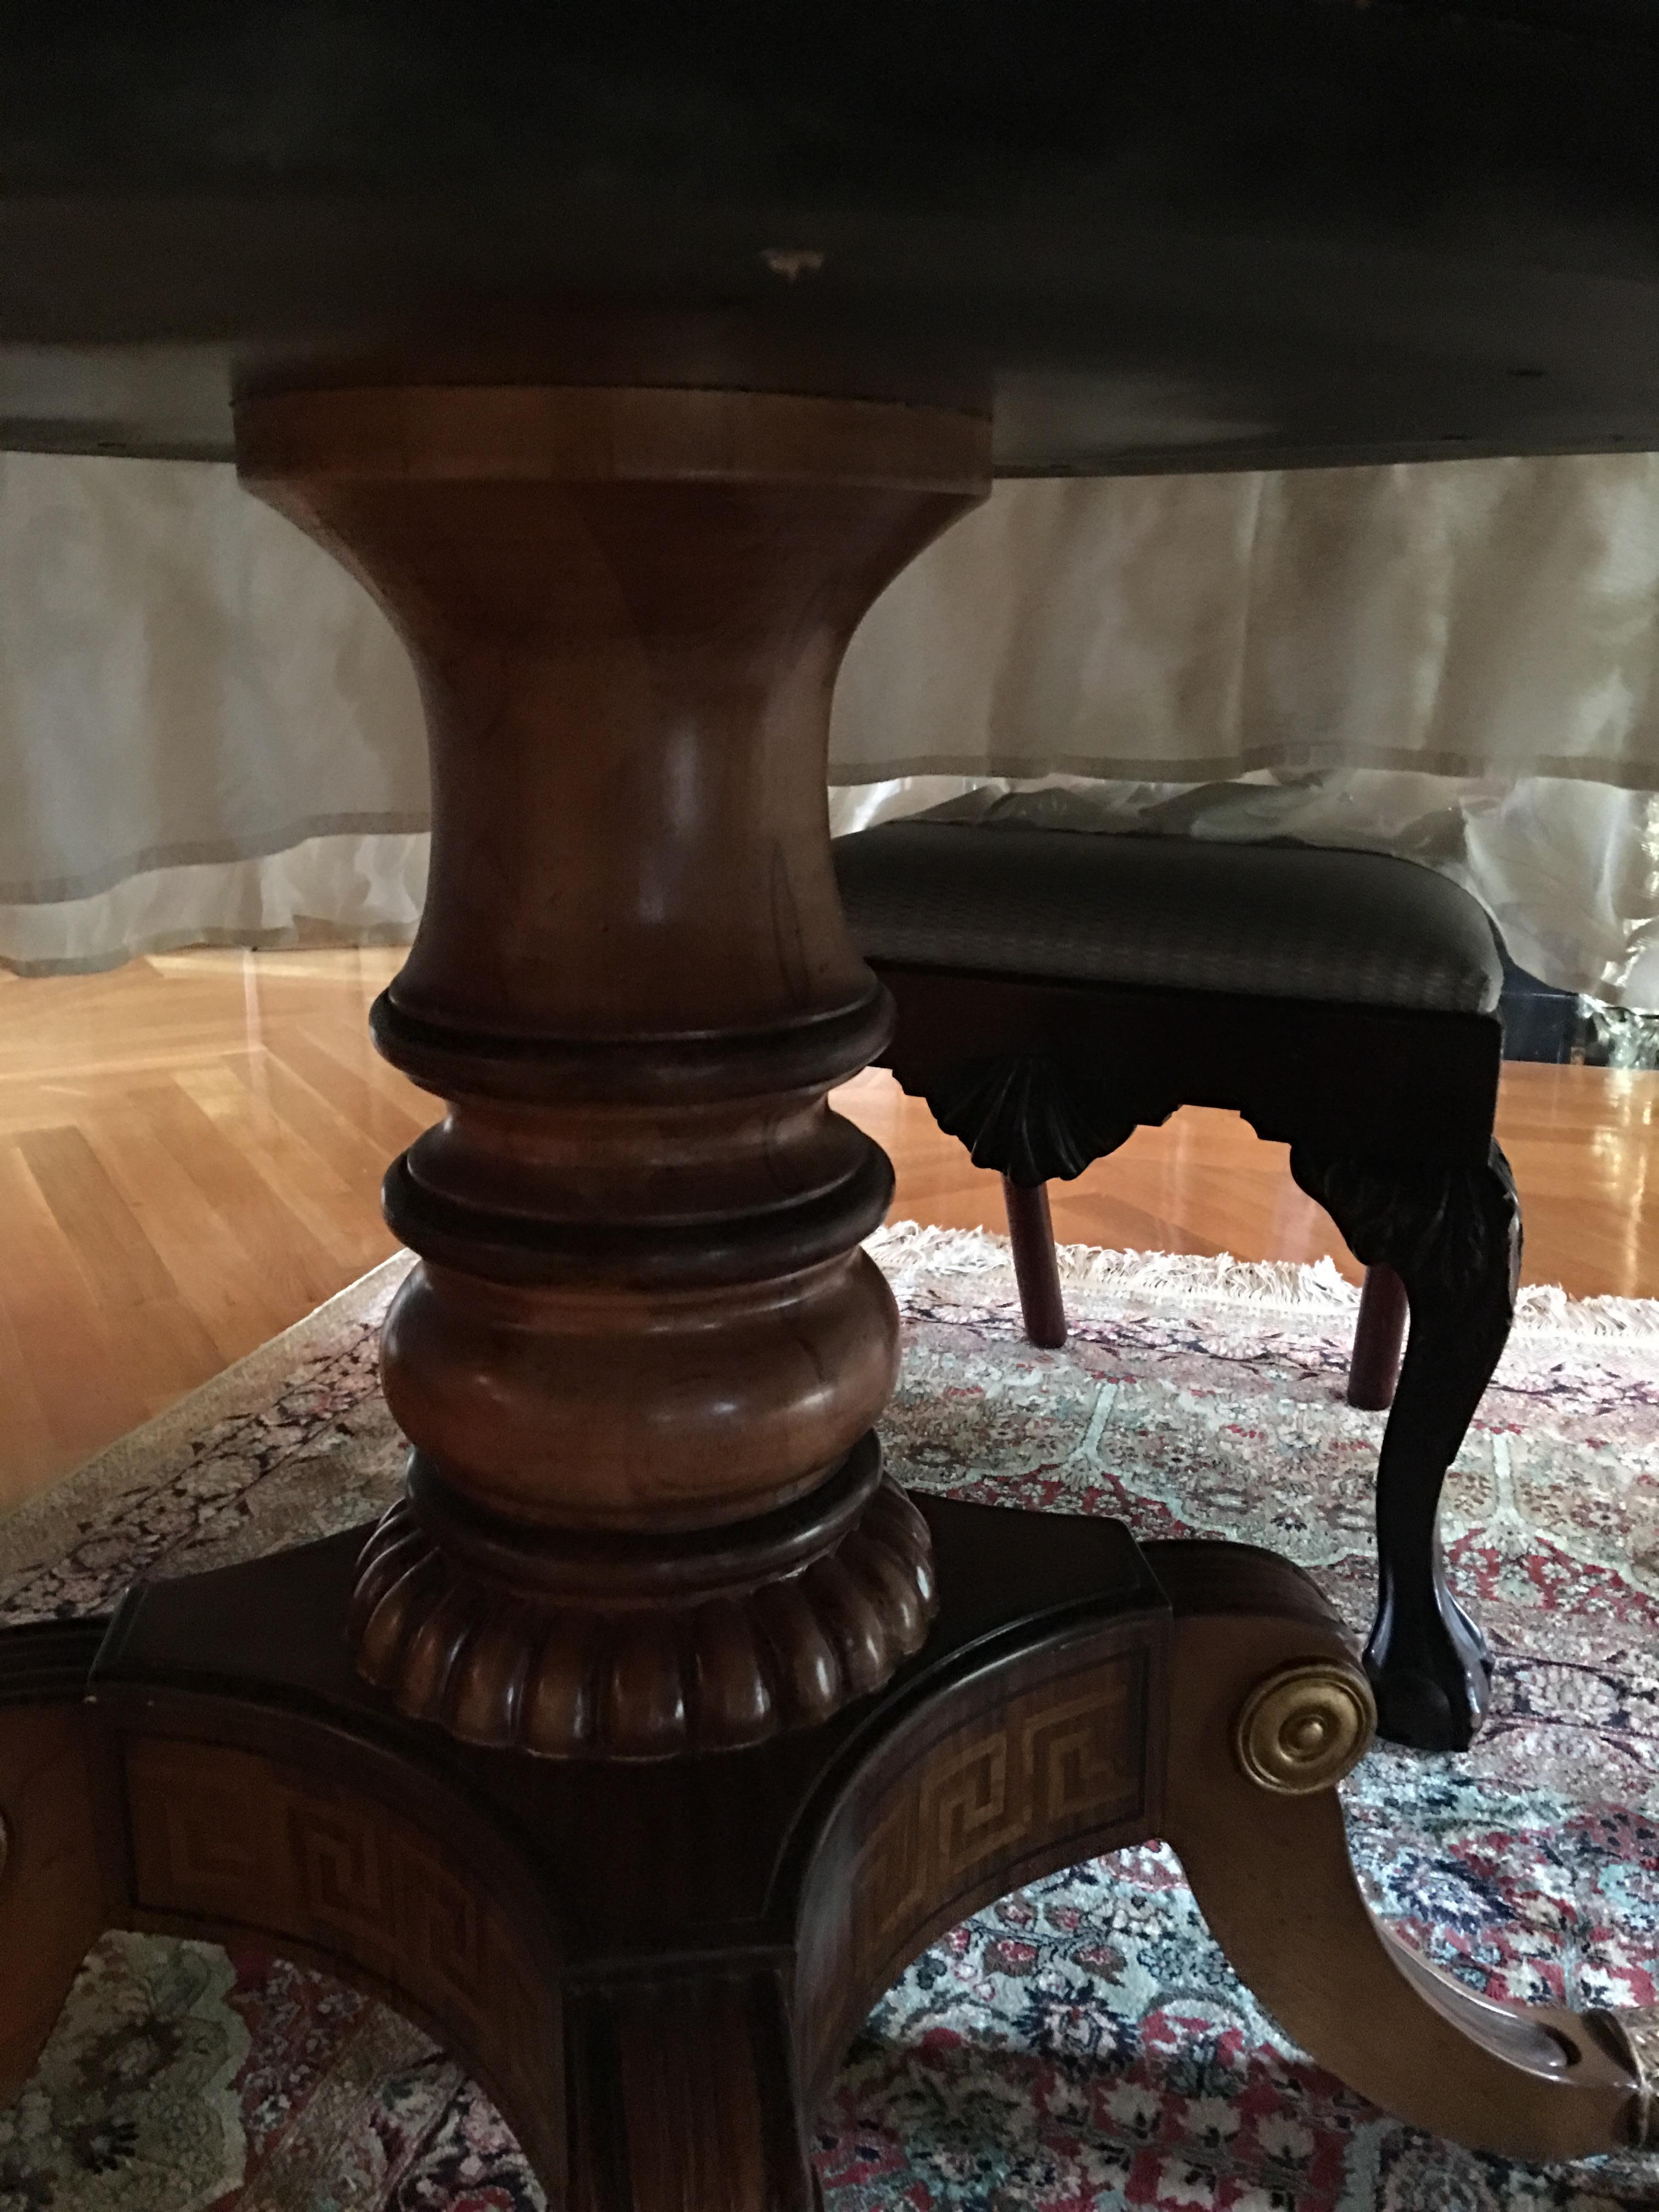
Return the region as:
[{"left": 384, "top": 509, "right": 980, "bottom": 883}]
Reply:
[{"left": 4, "top": 1229, "right": 1659, "bottom": 2208}]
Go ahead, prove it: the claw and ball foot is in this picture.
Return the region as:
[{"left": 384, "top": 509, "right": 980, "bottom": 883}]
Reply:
[{"left": 872, "top": 1047, "right": 1503, "bottom": 1755}]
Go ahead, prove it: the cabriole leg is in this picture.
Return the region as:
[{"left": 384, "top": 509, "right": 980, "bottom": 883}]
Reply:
[{"left": 1292, "top": 1142, "right": 1520, "bottom": 1750}]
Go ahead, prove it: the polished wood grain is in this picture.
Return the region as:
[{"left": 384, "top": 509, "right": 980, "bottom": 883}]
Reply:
[
  {"left": 2, "top": 952, "right": 1657, "bottom": 1515},
  {"left": 0, "top": 950, "right": 415, "bottom": 1509},
  {"left": 229, "top": 381, "right": 991, "bottom": 1754},
  {"left": 1151, "top": 1542, "right": 1649, "bottom": 2163},
  {"left": 4, "top": 1509, "right": 1647, "bottom": 2185}
]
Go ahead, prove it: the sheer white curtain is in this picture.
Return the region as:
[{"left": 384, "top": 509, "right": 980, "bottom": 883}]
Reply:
[
  {"left": 4, "top": 449, "right": 1659, "bottom": 998},
  {"left": 832, "top": 459, "right": 1659, "bottom": 787},
  {"left": 0, "top": 452, "right": 428, "bottom": 970}
]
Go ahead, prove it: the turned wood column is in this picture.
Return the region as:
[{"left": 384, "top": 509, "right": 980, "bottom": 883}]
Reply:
[{"left": 236, "top": 383, "right": 989, "bottom": 1757}]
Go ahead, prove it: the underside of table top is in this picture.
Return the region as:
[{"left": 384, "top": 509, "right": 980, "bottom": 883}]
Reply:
[{"left": 2, "top": 0, "right": 1657, "bottom": 471}]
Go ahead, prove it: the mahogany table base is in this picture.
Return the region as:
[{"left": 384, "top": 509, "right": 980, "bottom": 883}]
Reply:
[
  {"left": 0, "top": 1501, "right": 1652, "bottom": 2203},
  {"left": 2, "top": 376, "right": 1653, "bottom": 2195}
]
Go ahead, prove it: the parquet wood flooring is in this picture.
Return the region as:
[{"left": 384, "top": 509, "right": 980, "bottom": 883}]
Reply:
[{"left": 2, "top": 947, "right": 1655, "bottom": 1511}]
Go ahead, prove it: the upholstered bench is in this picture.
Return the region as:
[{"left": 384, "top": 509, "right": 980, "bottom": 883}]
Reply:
[{"left": 834, "top": 819, "right": 1519, "bottom": 1754}]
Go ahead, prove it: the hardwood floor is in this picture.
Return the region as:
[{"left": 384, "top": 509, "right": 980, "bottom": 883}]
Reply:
[{"left": 2, "top": 946, "right": 1655, "bottom": 1511}]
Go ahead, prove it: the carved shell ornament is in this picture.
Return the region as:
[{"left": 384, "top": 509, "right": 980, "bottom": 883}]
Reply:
[{"left": 926, "top": 1053, "right": 1138, "bottom": 1186}]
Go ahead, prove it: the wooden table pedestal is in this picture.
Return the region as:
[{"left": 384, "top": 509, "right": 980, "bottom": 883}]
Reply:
[{"left": 1, "top": 377, "right": 1654, "bottom": 2197}]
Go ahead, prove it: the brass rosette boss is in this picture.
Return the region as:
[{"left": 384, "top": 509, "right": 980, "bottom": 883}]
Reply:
[{"left": 1234, "top": 1658, "right": 1378, "bottom": 1796}]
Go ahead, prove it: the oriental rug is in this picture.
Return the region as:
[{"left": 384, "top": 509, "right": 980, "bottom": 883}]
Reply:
[{"left": 4, "top": 1226, "right": 1659, "bottom": 2212}]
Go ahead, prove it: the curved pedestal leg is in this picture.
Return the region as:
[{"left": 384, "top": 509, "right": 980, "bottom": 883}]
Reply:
[
  {"left": 1153, "top": 1539, "right": 1651, "bottom": 2160},
  {"left": 0, "top": 1504, "right": 1169, "bottom": 2207},
  {"left": 1293, "top": 1141, "right": 1521, "bottom": 1750},
  {"left": 6, "top": 1510, "right": 1654, "bottom": 2194}
]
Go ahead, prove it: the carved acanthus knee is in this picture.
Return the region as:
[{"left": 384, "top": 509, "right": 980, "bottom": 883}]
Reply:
[{"left": 1289, "top": 1141, "right": 1520, "bottom": 1317}]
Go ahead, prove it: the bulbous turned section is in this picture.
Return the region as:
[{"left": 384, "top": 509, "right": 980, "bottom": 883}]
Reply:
[
  {"left": 347, "top": 1440, "right": 938, "bottom": 1757},
  {"left": 238, "top": 379, "right": 988, "bottom": 1752}
]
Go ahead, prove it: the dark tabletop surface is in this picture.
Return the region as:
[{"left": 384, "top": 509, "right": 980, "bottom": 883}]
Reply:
[{"left": 2, "top": 1, "right": 1657, "bottom": 472}]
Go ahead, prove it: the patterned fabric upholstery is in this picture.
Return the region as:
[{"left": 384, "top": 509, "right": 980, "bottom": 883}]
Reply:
[{"left": 833, "top": 823, "right": 1503, "bottom": 1014}]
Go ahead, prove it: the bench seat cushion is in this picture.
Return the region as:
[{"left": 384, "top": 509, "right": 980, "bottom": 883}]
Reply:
[{"left": 833, "top": 823, "right": 1503, "bottom": 1015}]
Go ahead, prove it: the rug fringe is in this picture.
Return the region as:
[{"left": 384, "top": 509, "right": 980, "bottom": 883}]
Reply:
[
  {"left": 1510, "top": 1280, "right": 1659, "bottom": 1341},
  {"left": 867, "top": 1220, "right": 1357, "bottom": 1311},
  {"left": 866, "top": 1220, "right": 1659, "bottom": 1342}
]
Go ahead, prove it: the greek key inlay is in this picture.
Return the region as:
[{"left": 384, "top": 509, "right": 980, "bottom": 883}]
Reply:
[
  {"left": 122, "top": 1737, "right": 554, "bottom": 2108},
  {"left": 828, "top": 1649, "right": 1149, "bottom": 2006}
]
